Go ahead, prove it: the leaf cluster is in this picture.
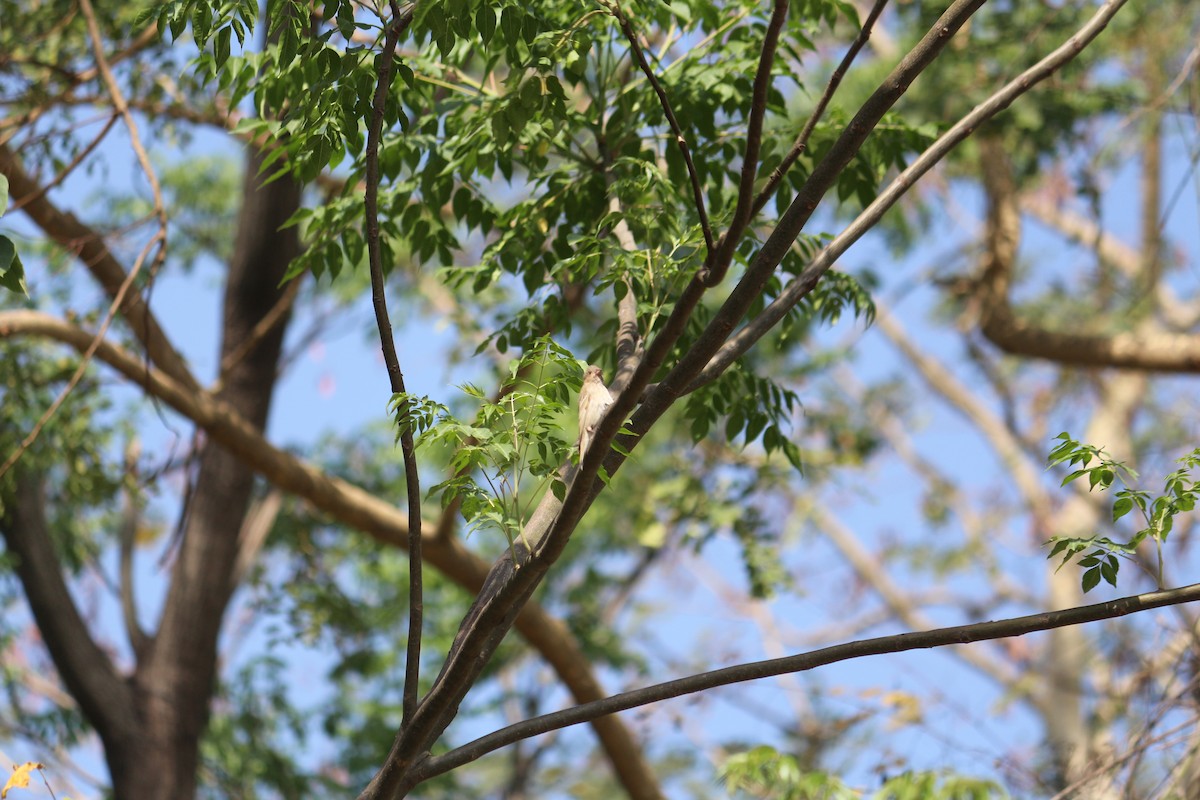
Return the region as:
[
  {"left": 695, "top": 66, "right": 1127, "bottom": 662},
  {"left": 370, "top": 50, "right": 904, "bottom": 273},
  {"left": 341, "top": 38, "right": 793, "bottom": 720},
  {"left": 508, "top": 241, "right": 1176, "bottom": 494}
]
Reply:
[
  {"left": 720, "top": 745, "right": 1006, "bottom": 800},
  {"left": 413, "top": 337, "right": 579, "bottom": 549},
  {"left": 1046, "top": 432, "right": 1200, "bottom": 592}
]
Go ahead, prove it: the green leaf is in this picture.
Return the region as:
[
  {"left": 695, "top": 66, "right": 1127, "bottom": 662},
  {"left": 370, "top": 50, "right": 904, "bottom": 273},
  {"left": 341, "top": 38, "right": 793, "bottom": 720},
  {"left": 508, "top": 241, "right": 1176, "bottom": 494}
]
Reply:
[
  {"left": 477, "top": 6, "right": 497, "bottom": 45},
  {"left": 0, "top": 173, "right": 9, "bottom": 216},
  {"left": 397, "top": 62, "right": 415, "bottom": 90},
  {"left": 0, "top": 234, "right": 28, "bottom": 296},
  {"left": 1111, "top": 496, "right": 1133, "bottom": 522},
  {"left": 1081, "top": 567, "right": 1101, "bottom": 593},
  {"left": 215, "top": 25, "right": 232, "bottom": 69}
]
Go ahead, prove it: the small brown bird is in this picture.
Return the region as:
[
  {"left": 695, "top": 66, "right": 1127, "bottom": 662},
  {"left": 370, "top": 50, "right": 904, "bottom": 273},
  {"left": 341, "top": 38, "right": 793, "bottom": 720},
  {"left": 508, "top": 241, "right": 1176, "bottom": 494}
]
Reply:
[{"left": 577, "top": 364, "right": 614, "bottom": 460}]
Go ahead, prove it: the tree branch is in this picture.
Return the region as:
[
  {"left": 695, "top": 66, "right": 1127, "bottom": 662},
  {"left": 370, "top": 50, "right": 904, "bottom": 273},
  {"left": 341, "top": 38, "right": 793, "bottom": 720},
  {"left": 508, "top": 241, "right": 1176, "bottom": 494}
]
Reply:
[
  {"left": 421, "top": 581, "right": 1200, "bottom": 779},
  {"left": 607, "top": 0, "right": 714, "bottom": 255},
  {"left": 359, "top": 8, "right": 991, "bottom": 793},
  {"left": 874, "top": 304, "right": 1053, "bottom": 523},
  {"left": 363, "top": 0, "right": 422, "bottom": 728},
  {"left": 0, "top": 143, "right": 197, "bottom": 393},
  {"left": 750, "top": 0, "right": 889, "bottom": 218},
  {"left": 0, "top": 309, "right": 661, "bottom": 800},
  {"left": 978, "top": 132, "right": 1200, "bottom": 372},
  {"left": 684, "top": 0, "right": 1130, "bottom": 393},
  {"left": 0, "top": 474, "right": 137, "bottom": 755},
  {"left": 707, "top": 0, "right": 789, "bottom": 285},
  {"left": 641, "top": 0, "right": 985, "bottom": 413}
]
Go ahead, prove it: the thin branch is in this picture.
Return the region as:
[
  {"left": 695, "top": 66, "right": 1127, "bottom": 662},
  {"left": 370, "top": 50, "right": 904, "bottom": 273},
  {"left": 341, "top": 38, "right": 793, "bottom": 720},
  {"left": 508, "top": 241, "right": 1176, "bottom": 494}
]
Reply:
[
  {"left": 707, "top": 0, "right": 789, "bottom": 285},
  {"left": 0, "top": 0, "right": 170, "bottom": 481},
  {"left": 751, "top": 0, "right": 889, "bottom": 218},
  {"left": 364, "top": 0, "right": 421, "bottom": 727},
  {"left": 1019, "top": 194, "right": 1198, "bottom": 329},
  {"left": 0, "top": 227, "right": 160, "bottom": 481},
  {"left": 421, "top": 582, "right": 1200, "bottom": 779},
  {"left": 686, "top": 0, "right": 1131, "bottom": 392},
  {"left": 213, "top": 276, "right": 303, "bottom": 392},
  {"left": 606, "top": 0, "right": 714, "bottom": 254},
  {"left": 806, "top": 502, "right": 1020, "bottom": 688},
  {"left": 118, "top": 438, "right": 151, "bottom": 656},
  {"left": 639, "top": 0, "right": 985, "bottom": 416},
  {"left": 874, "top": 305, "right": 1053, "bottom": 523},
  {"left": 0, "top": 145, "right": 193, "bottom": 392},
  {"left": 9, "top": 113, "right": 119, "bottom": 213}
]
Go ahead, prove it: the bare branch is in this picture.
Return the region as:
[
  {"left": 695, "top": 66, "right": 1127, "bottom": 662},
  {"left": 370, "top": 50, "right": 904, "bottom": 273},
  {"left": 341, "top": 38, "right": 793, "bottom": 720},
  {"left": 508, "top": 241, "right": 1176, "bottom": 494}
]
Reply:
[
  {"left": 422, "top": 582, "right": 1200, "bottom": 779},
  {"left": 8, "top": 113, "right": 118, "bottom": 213},
  {"left": 213, "top": 277, "right": 303, "bottom": 393},
  {"left": 806, "top": 502, "right": 1020, "bottom": 688},
  {"left": 0, "top": 144, "right": 197, "bottom": 392},
  {"left": 363, "top": 0, "right": 422, "bottom": 727},
  {"left": 1019, "top": 194, "right": 1197, "bottom": 328},
  {"left": 874, "top": 305, "right": 1053, "bottom": 523}
]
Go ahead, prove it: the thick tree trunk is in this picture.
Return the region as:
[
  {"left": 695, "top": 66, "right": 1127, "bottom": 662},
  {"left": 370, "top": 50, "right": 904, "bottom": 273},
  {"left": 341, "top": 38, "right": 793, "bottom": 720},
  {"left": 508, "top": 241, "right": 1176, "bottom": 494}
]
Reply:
[{"left": 107, "top": 148, "right": 301, "bottom": 799}]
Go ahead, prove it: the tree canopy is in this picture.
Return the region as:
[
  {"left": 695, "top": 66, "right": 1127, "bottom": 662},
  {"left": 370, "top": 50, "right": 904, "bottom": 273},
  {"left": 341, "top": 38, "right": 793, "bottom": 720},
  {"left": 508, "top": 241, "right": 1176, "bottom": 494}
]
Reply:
[{"left": 3, "top": 0, "right": 1200, "bottom": 798}]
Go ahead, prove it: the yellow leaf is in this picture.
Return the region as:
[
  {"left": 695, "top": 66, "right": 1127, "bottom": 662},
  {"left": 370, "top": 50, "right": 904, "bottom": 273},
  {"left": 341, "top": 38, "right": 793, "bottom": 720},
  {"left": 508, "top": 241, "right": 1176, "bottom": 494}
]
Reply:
[{"left": 3, "top": 763, "right": 43, "bottom": 799}]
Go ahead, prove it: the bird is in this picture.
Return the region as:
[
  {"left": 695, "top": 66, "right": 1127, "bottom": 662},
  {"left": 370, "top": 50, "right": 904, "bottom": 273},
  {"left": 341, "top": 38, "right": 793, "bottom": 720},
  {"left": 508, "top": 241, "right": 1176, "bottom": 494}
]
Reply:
[{"left": 577, "top": 364, "right": 614, "bottom": 461}]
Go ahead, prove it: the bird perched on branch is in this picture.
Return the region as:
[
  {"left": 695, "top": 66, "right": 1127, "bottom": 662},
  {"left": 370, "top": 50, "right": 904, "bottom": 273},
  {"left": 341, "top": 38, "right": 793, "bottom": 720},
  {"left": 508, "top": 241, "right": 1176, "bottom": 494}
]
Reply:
[{"left": 578, "top": 364, "right": 614, "bottom": 461}]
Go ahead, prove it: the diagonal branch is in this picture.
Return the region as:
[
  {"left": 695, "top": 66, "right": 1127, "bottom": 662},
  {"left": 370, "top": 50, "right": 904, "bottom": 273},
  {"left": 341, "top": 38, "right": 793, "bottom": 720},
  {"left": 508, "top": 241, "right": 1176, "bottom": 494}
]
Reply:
[
  {"left": 0, "top": 474, "right": 137, "bottom": 754},
  {"left": 707, "top": 0, "right": 789, "bottom": 285},
  {"left": 682, "top": 0, "right": 1130, "bottom": 393},
  {"left": 751, "top": 0, "right": 890, "bottom": 217},
  {"left": 357, "top": 8, "right": 992, "bottom": 797},
  {"left": 874, "top": 304, "right": 1053, "bottom": 524},
  {"left": 607, "top": 0, "right": 714, "bottom": 255},
  {"left": 640, "top": 0, "right": 986, "bottom": 416},
  {"left": 422, "top": 581, "right": 1200, "bottom": 779},
  {"left": 363, "top": 0, "right": 422, "bottom": 727},
  {"left": 0, "top": 144, "right": 197, "bottom": 393}
]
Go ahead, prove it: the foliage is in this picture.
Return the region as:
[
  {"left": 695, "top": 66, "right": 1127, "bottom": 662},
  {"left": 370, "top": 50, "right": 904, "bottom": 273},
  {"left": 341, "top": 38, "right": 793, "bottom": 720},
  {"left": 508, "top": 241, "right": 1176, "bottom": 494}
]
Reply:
[
  {"left": 720, "top": 746, "right": 1006, "bottom": 800},
  {"left": 0, "top": 176, "right": 28, "bottom": 296},
  {"left": 2, "top": 0, "right": 1196, "bottom": 797},
  {"left": 411, "top": 336, "right": 580, "bottom": 552},
  {"left": 1046, "top": 433, "right": 1200, "bottom": 592}
]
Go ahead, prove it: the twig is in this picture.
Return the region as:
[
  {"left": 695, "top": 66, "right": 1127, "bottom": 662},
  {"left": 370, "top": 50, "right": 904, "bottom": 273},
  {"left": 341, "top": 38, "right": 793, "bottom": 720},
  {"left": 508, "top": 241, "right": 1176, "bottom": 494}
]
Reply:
[
  {"left": 212, "top": 277, "right": 303, "bottom": 392},
  {"left": 420, "top": 581, "right": 1200, "bottom": 778},
  {"left": 364, "top": 0, "right": 422, "bottom": 727},
  {"left": 9, "top": 113, "right": 119, "bottom": 213},
  {"left": 751, "top": 0, "right": 889, "bottom": 217},
  {"left": 606, "top": 0, "right": 714, "bottom": 255},
  {"left": 707, "top": 0, "right": 789, "bottom": 285}
]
